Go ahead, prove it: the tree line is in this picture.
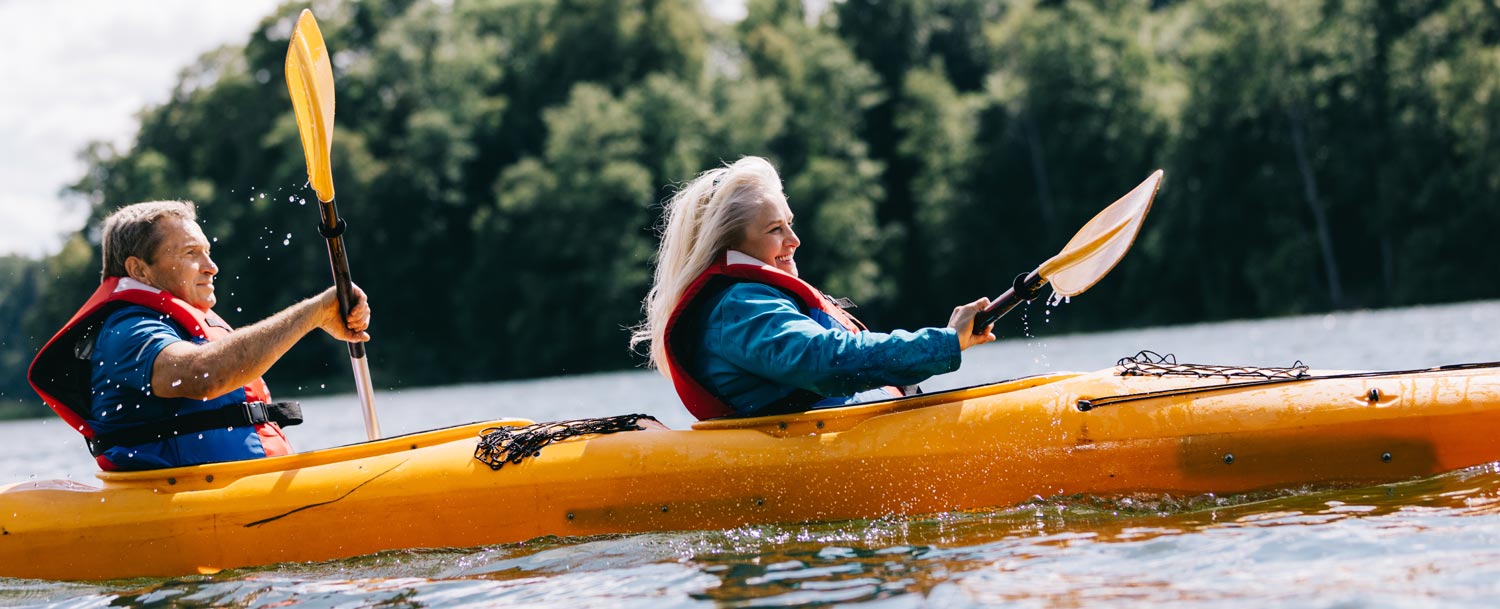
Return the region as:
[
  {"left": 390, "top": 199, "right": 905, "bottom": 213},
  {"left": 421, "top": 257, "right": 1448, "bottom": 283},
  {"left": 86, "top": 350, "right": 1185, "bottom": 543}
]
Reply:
[{"left": 2, "top": 0, "right": 1498, "bottom": 417}]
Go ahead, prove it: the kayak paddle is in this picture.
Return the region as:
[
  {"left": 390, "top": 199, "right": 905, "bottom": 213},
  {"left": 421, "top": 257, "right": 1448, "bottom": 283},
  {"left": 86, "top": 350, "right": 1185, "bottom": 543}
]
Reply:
[
  {"left": 285, "top": 9, "right": 381, "bottom": 440},
  {"left": 973, "top": 170, "right": 1163, "bottom": 332}
]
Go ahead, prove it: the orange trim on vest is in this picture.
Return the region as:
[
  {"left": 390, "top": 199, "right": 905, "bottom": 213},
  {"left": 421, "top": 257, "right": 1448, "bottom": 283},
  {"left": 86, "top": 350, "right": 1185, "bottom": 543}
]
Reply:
[
  {"left": 662, "top": 251, "right": 901, "bottom": 420},
  {"left": 28, "top": 276, "right": 290, "bottom": 468}
]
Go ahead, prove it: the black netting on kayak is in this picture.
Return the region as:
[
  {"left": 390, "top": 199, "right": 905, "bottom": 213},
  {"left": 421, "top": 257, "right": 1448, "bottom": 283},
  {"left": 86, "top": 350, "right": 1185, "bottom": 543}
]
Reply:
[
  {"left": 474, "top": 414, "right": 658, "bottom": 471},
  {"left": 1116, "top": 350, "right": 1309, "bottom": 379}
]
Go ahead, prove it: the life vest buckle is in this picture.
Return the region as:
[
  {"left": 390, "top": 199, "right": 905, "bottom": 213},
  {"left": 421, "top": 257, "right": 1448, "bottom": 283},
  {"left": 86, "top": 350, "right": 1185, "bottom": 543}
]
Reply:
[{"left": 243, "top": 401, "right": 270, "bottom": 425}]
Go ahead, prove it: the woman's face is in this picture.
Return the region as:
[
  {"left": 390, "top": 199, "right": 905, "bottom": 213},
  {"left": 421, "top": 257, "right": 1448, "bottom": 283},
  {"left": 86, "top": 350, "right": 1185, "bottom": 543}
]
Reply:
[{"left": 735, "top": 191, "right": 800, "bottom": 276}]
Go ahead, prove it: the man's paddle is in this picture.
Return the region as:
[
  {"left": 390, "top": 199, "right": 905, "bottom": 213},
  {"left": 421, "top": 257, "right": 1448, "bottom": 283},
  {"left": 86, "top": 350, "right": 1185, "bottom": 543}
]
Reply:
[
  {"left": 285, "top": 9, "right": 381, "bottom": 440},
  {"left": 973, "top": 170, "right": 1163, "bottom": 332}
]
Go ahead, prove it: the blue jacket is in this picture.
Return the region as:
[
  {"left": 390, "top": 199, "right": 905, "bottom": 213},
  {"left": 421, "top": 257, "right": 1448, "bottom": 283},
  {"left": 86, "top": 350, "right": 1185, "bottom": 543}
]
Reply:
[{"left": 685, "top": 283, "right": 961, "bottom": 416}]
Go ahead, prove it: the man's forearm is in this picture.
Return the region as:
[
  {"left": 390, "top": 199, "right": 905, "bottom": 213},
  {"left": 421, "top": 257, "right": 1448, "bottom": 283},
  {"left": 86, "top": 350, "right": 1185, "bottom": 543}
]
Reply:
[{"left": 153, "top": 295, "right": 328, "bottom": 399}]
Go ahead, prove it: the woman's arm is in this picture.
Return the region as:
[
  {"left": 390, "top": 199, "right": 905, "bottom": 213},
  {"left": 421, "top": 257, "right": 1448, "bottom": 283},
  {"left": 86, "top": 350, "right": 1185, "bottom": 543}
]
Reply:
[{"left": 708, "top": 284, "right": 963, "bottom": 396}]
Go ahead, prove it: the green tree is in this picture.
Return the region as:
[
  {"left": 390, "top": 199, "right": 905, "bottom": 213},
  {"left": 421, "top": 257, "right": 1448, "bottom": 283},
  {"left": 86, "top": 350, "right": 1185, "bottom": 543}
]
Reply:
[
  {"left": 894, "top": 65, "right": 984, "bottom": 312},
  {"left": 468, "top": 83, "right": 657, "bottom": 375},
  {"left": 973, "top": 0, "right": 1174, "bottom": 329},
  {"left": 740, "top": 0, "right": 890, "bottom": 309},
  {"left": 833, "top": 0, "right": 999, "bottom": 326}
]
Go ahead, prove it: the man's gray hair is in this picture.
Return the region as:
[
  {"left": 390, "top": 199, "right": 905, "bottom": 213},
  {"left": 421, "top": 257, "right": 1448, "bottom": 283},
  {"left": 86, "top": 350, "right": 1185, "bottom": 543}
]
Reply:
[{"left": 100, "top": 200, "right": 198, "bottom": 278}]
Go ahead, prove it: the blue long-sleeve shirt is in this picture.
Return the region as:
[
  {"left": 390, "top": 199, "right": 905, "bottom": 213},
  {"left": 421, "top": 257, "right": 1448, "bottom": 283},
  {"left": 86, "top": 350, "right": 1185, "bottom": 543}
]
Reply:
[{"left": 686, "top": 283, "right": 961, "bottom": 416}]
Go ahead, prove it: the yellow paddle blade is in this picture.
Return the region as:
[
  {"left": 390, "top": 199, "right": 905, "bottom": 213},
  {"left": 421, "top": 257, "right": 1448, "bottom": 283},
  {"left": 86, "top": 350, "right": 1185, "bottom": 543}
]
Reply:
[
  {"left": 285, "top": 9, "right": 336, "bottom": 203},
  {"left": 1039, "top": 169, "right": 1163, "bottom": 297}
]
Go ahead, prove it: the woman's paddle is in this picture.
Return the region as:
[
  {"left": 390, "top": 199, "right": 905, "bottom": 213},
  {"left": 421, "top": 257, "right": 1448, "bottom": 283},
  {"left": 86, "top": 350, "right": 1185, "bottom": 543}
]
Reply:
[
  {"left": 285, "top": 9, "right": 381, "bottom": 440},
  {"left": 973, "top": 170, "right": 1163, "bottom": 332}
]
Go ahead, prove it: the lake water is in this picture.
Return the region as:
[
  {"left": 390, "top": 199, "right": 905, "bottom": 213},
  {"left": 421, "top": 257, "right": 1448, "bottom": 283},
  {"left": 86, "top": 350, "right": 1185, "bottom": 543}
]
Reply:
[{"left": 3, "top": 300, "right": 1499, "bottom": 607}]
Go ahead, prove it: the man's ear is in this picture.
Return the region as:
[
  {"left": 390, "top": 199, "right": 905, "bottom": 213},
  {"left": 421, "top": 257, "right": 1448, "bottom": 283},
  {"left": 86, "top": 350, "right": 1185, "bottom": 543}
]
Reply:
[{"left": 124, "top": 256, "right": 151, "bottom": 284}]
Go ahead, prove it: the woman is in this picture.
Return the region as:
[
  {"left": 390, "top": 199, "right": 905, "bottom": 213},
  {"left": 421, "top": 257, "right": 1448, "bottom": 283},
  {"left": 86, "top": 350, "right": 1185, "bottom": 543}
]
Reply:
[{"left": 632, "top": 157, "right": 996, "bottom": 420}]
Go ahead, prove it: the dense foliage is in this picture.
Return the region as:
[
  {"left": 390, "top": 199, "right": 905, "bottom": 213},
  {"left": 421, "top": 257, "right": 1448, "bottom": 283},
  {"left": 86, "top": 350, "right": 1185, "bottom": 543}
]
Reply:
[{"left": 3, "top": 0, "right": 1498, "bottom": 416}]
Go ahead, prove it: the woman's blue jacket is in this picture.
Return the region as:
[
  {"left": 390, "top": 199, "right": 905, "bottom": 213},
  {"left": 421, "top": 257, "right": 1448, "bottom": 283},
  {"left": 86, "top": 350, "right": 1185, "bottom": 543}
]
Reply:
[{"left": 683, "top": 282, "right": 961, "bottom": 417}]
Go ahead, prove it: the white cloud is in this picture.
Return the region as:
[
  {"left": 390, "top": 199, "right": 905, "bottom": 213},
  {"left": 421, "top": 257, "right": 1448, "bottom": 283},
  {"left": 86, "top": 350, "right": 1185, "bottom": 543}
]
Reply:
[{"left": 0, "top": 0, "right": 282, "bottom": 257}]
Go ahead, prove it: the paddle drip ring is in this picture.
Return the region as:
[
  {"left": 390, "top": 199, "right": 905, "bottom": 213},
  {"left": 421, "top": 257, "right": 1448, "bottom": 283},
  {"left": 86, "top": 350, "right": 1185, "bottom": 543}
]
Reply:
[
  {"left": 474, "top": 414, "right": 658, "bottom": 471},
  {"left": 1116, "top": 350, "right": 1309, "bottom": 380}
]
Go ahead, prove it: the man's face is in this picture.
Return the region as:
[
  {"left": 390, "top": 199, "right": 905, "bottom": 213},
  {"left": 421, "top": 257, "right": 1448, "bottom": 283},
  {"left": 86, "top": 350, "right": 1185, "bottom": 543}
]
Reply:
[{"left": 133, "top": 218, "right": 219, "bottom": 311}]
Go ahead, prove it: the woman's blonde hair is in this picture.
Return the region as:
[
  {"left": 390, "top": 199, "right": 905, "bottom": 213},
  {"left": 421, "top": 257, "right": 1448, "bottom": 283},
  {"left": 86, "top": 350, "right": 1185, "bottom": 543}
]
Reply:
[{"left": 631, "top": 156, "right": 784, "bottom": 375}]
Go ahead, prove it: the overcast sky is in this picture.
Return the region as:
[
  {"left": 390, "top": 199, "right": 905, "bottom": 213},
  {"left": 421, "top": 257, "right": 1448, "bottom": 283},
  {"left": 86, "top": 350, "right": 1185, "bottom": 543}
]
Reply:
[
  {"left": 0, "top": 0, "right": 285, "bottom": 257},
  {"left": 0, "top": 0, "right": 748, "bottom": 259}
]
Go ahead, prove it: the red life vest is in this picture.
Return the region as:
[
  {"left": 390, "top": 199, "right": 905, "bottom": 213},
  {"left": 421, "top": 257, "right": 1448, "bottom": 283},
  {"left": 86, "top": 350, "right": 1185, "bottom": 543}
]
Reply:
[
  {"left": 28, "top": 276, "right": 291, "bottom": 470},
  {"left": 662, "top": 250, "right": 902, "bottom": 420}
]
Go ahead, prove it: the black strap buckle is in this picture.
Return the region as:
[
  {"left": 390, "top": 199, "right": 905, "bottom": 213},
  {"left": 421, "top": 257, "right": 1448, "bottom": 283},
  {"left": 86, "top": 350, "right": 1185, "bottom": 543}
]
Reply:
[
  {"left": 243, "top": 401, "right": 270, "bottom": 425},
  {"left": 87, "top": 400, "right": 304, "bottom": 457}
]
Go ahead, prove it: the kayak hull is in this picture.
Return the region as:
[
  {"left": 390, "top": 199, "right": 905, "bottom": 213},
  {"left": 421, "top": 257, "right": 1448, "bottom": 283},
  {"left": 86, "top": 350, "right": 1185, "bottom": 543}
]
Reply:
[{"left": 3, "top": 367, "right": 1500, "bottom": 581}]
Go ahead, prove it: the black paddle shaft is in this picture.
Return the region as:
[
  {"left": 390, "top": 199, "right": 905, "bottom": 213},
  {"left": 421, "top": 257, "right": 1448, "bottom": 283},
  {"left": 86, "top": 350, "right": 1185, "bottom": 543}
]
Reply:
[
  {"left": 973, "top": 270, "right": 1048, "bottom": 334},
  {"left": 316, "top": 200, "right": 365, "bottom": 359}
]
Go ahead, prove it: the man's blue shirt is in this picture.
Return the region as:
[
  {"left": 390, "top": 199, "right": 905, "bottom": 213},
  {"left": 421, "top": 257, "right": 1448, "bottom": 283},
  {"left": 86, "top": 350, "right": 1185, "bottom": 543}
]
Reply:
[
  {"left": 687, "top": 283, "right": 961, "bottom": 416},
  {"left": 89, "top": 305, "right": 266, "bottom": 470}
]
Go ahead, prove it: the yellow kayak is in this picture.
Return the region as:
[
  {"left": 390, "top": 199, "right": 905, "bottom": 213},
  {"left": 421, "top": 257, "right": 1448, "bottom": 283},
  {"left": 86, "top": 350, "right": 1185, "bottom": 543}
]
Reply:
[{"left": 4, "top": 361, "right": 1500, "bottom": 581}]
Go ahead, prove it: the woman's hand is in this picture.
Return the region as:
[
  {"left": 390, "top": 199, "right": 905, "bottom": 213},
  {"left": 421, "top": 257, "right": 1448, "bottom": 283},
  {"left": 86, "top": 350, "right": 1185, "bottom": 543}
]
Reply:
[{"left": 948, "top": 297, "right": 997, "bottom": 351}]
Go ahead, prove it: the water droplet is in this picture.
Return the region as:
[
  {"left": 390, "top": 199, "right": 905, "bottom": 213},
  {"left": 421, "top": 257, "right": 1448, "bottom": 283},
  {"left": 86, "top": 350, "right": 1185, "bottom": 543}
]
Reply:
[
  {"left": 170, "top": 379, "right": 182, "bottom": 387},
  {"left": 236, "top": 307, "right": 243, "bottom": 312}
]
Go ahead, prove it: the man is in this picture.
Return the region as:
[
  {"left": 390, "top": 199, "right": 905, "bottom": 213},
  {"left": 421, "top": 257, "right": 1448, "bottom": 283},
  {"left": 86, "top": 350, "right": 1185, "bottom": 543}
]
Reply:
[{"left": 28, "top": 200, "right": 371, "bottom": 471}]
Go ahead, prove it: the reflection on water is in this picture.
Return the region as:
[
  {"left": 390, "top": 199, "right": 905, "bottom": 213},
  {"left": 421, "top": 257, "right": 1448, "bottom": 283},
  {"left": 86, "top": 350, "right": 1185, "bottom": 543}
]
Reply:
[{"left": 3, "top": 300, "right": 1500, "bottom": 607}]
